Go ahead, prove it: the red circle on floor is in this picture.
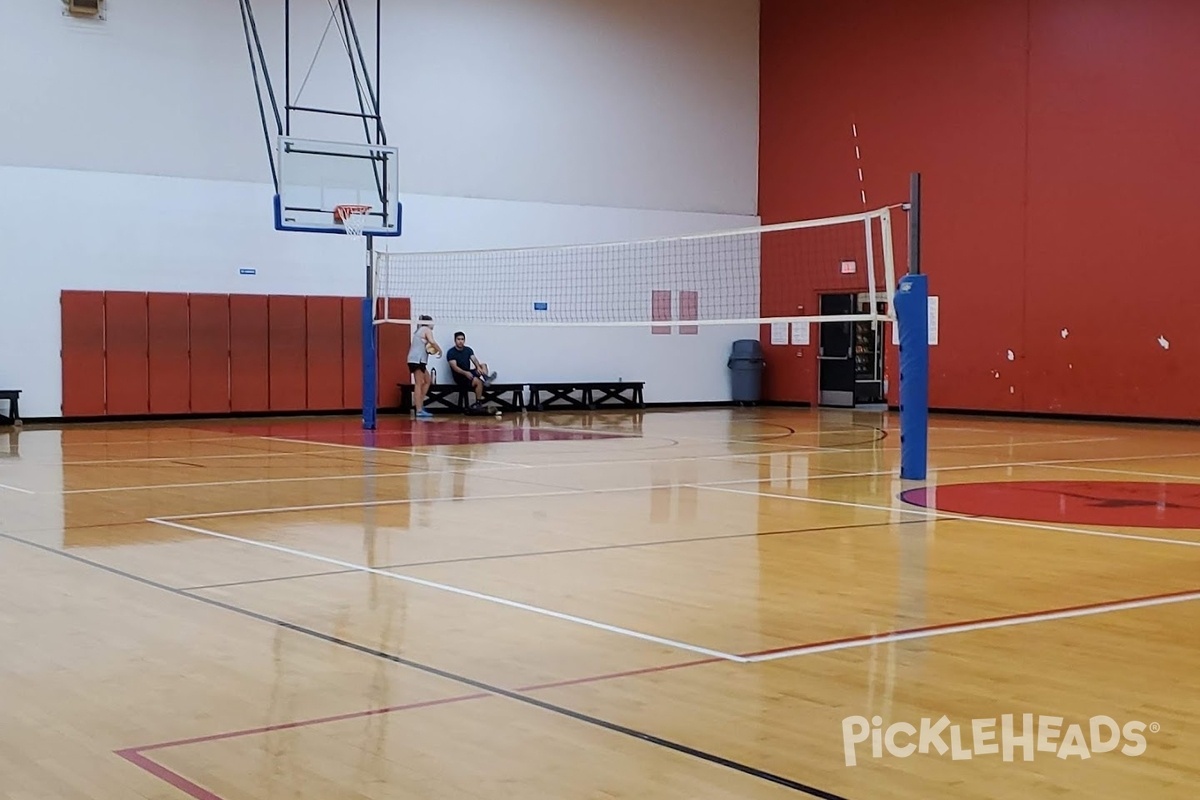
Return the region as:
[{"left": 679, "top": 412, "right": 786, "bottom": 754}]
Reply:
[{"left": 900, "top": 481, "right": 1200, "bottom": 529}]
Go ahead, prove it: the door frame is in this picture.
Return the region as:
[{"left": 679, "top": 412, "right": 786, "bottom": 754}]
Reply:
[{"left": 814, "top": 289, "right": 879, "bottom": 407}]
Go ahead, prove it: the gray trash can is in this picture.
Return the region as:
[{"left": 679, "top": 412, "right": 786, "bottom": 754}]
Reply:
[{"left": 727, "top": 339, "right": 765, "bottom": 404}]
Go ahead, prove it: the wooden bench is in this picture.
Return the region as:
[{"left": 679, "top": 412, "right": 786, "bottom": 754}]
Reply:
[
  {"left": 0, "top": 390, "right": 21, "bottom": 426},
  {"left": 399, "top": 382, "right": 526, "bottom": 414},
  {"left": 528, "top": 381, "right": 644, "bottom": 411}
]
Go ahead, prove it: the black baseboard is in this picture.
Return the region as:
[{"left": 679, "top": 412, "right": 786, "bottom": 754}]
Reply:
[
  {"left": 925, "top": 406, "right": 1200, "bottom": 428},
  {"left": 641, "top": 400, "right": 734, "bottom": 409},
  {"left": 759, "top": 399, "right": 813, "bottom": 409}
]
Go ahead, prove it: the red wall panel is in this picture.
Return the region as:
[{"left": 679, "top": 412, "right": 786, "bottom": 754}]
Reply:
[
  {"left": 375, "top": 298, "right": 411, "bottom": 408},
  {"left": 189, "top": 294, "right": 231, "bottom": 414},
  {"left": 268, "top": 295, "right": 308, "bottom": 412},
  {"left": 306, "top": 297, "right": 344, "bottom": 410},
  {"left": 147, "top": 293, "right": 191, "bottom": 415},
  {"left": 762, "top": 0, "right": 1200, "bottom": 419},
  {"left": 342, "top": 297, "right": 363, "bottom": 409},
  {"left": 61, "top": 290, "right": 106, "bottom": 417},
  {"left": 1021, "top": 0, "right": 1200, "bottom": 418},
  {"left": 61, "top": 291, "right": 411, "bottom": 418},
  {"left": 229, "top": 295, "right": 270, "bottom": 412},
  {"left": 103, "top": 292, "right": 149, "bottom": 416},
  {"left": 758, "top": 0, "right": 1029, "bottom": 413}
]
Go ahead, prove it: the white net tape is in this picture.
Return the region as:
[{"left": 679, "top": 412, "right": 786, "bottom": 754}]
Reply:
[{"left": 372, "top": 205, "right": 900, "bottom": 327}]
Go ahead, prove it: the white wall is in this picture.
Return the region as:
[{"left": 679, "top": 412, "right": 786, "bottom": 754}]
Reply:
[
  {"left": 0, "top": 0, "right": 761, "bottom": 418},
  {"left": 0, "top": 166, "right": 758, "bottom": 416},
  {"left": 0, "top": 0, "right": 758, "bottom": 214}
]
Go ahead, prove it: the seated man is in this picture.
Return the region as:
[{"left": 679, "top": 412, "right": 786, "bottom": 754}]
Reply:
[{"left": 445, "top": 331, "right": 497, "bottom": 410}]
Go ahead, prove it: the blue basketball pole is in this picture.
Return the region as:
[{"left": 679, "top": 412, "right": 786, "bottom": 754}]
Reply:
[
  {"left": 362, "top": 234, "right": 378, "bottom": 430},
  {"left": 897, "top": 172, "right": 928, "bottom": 480}
]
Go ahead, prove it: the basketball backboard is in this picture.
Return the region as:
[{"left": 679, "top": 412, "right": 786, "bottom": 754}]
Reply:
[{"left": 274, "top": 135, "right": 401, "bottom": 237}]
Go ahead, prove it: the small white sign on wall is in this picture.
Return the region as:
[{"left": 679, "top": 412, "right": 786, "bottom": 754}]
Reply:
[
  {"left": 791, "top": 321, "right": 810, "bottom": 345},
  {"left": 840, "top": 260, "right": 857, "bottom": 274},
  {"left": 927, "top": 295, "right": 939, "bottom": 346},
  {"left": 890, "top": 296, "right": 940, "bottom": 346},
  {"left": 770, "top": 321, "right": 789, "bottom": 345}
]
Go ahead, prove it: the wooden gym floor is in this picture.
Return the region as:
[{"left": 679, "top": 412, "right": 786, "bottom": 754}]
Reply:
[{"left": 1, "top": 407, "right": 1198, "bottom": 799}]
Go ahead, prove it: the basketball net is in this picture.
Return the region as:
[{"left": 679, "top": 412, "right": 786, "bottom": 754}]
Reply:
[{"left": 334, "top": 204, "right": 373, "bottom": 237}]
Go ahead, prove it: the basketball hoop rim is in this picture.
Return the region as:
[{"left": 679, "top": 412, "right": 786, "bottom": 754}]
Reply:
[
  {"left": 271, "top": 195, "right": 404, "bottom": 237},
  {"left": 333, "top": 203, "right": 374, "bottom": 223}
]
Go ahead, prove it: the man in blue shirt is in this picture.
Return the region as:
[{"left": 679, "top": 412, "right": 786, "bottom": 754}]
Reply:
[{"left": 446, "top": 332, "right": 497, "bottom": 410}]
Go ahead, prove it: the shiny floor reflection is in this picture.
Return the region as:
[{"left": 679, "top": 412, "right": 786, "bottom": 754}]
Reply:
[{"left": 1, "top": 407, "right": 1198, "bottom": 799}]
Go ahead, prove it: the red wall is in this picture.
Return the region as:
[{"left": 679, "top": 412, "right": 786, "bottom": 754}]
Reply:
[
  {"left": 59, "top": 291, "right": 410, "bottom": 418},
  {"left": 760, "top": 0, "right": 1200, "bottom": 418}
]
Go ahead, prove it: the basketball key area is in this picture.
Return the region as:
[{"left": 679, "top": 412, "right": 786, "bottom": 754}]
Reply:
[{"left": 3, "top": 410, "right": 1199, "bottom": 799}]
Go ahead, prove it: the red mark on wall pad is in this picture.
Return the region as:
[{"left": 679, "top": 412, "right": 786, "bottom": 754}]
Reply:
[
  {"left": 651, "top": 290, "right": 672, "bottom": 334},
  {"left": 678, "top": 291, "right": 698, "bottom": 335}
]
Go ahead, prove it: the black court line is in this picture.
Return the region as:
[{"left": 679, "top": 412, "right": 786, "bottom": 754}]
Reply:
[
  {"left": 179, "top": 518, "right": 926, "bottom": 592},
  {"left": 0, "top": 531, "right": 853, "bottom": 800}
]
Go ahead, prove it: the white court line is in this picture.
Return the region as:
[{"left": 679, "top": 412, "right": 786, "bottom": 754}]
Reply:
[
  {"left": 28, "top": 444, "right": 1200, "bottom": 498},
  {"left": 540, "top": 429, "right": 817, "bottom": 449},
  {"left": 58, "top": 470, "right": 429, "bottom": 495},
  {"left": 58, "top": 435, "right": 250, "bottom": 449},
  {"left": 951, "top": 449, "right": 1200, "bottom": 469},
  {"left": 922, "top": 436, "right": 1120, "bottom": 451},
  {"left": 258, "top": 436, "right": 534, "bottom": 468},
  {"left": 1040, "top": 462, "right": 1200, "bottom": 482},
  {"left": 129, "top": 449, "right": 1200, "bottom": 520},
  {"left": 669, "top": 434, "right": 1117, "bottom": 451},
  {"left": 719, "top": 448, "right": 1200, "bottom": 473},
  {"left": 744, "top": 589, "right": 1200, "bottom": 661},
  {"left": 61, "top": 450, "right": 344, "bottom": 466},
  {"left": 700, "top": 450, "right": 1200, "bottom": 489},
  {"left": 148, "top": 516, "right": 744, "bottom": 663},
  {"left": 155, "top": 485, "right": 652, "bottom": 521},
  {"left": 695, "top": 485, "right": 1200, "bottom": 549},
  {"left": 530, "top": 421, "right": 879, "bottom": 448},
  {"left": 0, "top": 482, "right": 35, "bottom": 495}
]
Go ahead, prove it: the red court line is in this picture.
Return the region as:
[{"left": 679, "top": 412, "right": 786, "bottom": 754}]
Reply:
[
  {"left": 116, "top": 655, "right": 724, "bottom": 800},
  {"left": 115, "top": 749, "right": 223, "bottom": 800},
  {"left": 737, "top": 586, "right": 1200, "bottom": 660},
  {"left": 132, "top": 692, "right": 491, "bottom": 753}
]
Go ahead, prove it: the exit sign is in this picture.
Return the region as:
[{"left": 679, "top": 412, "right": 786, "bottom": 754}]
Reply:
[{"left": 840, "top": 260, "right": 857, "bottom": 274}]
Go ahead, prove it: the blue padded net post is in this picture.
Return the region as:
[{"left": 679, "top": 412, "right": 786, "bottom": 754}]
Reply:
[
  {"left": 362, "top": 235, "right": 378, "bottom": 430},
  {"left": 895, "top": 274, "right": 929, "bottom": 479}
]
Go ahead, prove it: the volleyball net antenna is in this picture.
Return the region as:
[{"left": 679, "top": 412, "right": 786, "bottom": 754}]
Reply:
[{"left": 371, "top": 205, "right": 900, "bottom": 330}]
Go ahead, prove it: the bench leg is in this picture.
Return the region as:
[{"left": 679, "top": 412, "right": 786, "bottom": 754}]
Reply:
[{"left": 0, "top": 397, "right": 17, "bottom": 427}]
